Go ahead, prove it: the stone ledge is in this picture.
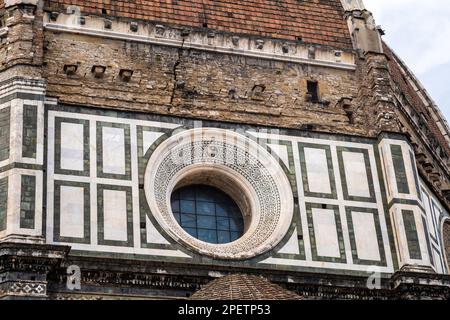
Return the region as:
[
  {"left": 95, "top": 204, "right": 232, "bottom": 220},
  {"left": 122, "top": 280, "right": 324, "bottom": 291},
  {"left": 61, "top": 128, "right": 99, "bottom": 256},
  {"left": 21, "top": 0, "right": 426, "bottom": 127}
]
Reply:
[
  {"left": 0, "top": 242, "right": 71, "bottom": 260},
  {"left": 43, "top": 12, "right": 357, "bottom": 71},
  {"left": 5, "top": 0, "right": 38, "bottom": 8}
]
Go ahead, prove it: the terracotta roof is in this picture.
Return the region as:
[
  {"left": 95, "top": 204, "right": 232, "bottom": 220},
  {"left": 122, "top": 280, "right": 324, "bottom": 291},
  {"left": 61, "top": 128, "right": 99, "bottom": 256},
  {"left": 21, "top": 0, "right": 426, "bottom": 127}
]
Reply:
[
  {"left": 190, "top": 274, "right": 302, "bottom": 300},
  {"left": 384, "top": 43, "right": 450, "bottom": 156},
  {"left": 44, "top": 0, "right": 353, "bottom": 49}
]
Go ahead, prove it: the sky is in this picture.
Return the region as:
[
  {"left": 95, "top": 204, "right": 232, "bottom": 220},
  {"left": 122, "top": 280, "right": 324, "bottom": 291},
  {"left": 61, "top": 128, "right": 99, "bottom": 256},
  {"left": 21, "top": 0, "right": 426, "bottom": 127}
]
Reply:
[{"left": 364, "top": 0, "right": 450, "bottom": 124}]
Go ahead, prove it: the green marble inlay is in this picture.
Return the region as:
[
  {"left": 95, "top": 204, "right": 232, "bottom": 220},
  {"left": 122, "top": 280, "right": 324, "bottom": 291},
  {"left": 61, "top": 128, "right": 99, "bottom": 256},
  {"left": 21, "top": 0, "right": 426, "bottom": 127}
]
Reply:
[
  {"left": 0, "top": 107, "right": 10, "bottom": 161},
  {"left": 345, "top": 207, "right": 387, "bottom": 266},
  {"left": 402, "top": 209, "right": 422, "bottom": 260},
  {"left": 22, "top": 105, "right": 37, "bottom": 159},
  {"left": 97, "top": 121, "right": 132, "bottom": 180},
  {"left": 298, "top": 143, "right": 337, "bottom": 200},
  {"left": 54, "top": 117, "right": 90, "bottom": 176},
  {"left": 409, "top": 151, "right": 422, "bottom": 200},
  {"left": 421, "top": 215, "right": 434, "bottom": 266},
  {"left": 306, "top": 203, "right": 346, "bottom": 263},
  {"left": 97, "top": 184, "right": 134, "bottom": 247},
  {"left": 337, "top": 146, "right": 376, "bottom": 203},
  {"left": 53, "top": 180, "right": 91, "bottom": 244},
  {"left": 391, "top": 145, "right": 410, "bottom": 194},
  {"left": 0, "top": 177, "right": 8, "bottom": 231},
  {"left": 20, "top": 175, "right": 36, "bottom": 229}
]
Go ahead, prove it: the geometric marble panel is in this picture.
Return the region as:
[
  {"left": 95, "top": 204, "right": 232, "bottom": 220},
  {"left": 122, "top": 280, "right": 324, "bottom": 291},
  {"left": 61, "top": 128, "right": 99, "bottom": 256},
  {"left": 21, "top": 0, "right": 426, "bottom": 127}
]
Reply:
[
  {"left": 102, "top": 126, "right": 126, "bottom": 175},
  {"left": 103, "top": 189, "right": 128, "bottom": 242},
  {"left": 312, "top": 208, "right": 340, "bottom": 258},
  {"left": 304, "top": 147, "right": 331, "bottom": 194},
  {"left": 342, "top": 151, "right": 370, "bottom": 198},
  {"left": 277, "top": 227, "right": 300, "bottom": 255},
  {"left": 60, "top": 122, "right": 84, "bottom": 171},
  {"left": 267, "top": 144, "right": 290, "bottom": 170},
  {"left": 351, "top": 211, "right": 380, "bottom": 261},
  {"left": 146, "top": 216, "right": 170, "bottom": 245},
  {"left": 59, "top": 185, "right": 85, "bottom": 238},
  {"left": 143, "top": 131, "right": 164, "bottom": 155}
]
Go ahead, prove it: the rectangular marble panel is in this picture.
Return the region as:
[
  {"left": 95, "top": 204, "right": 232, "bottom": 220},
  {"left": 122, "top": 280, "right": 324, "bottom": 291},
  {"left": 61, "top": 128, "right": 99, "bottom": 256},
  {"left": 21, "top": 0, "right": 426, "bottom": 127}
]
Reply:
[
  {"left": 342, "top": 151, "right": 370, "bottom": 198},
  {"left": 0, "top": 107, "right": 10, "bottom": 161},
  {"left": 20, "top": 175, "right": 36, "bottom": 229},
  {"left": 102, "top": 126, "right": 126, "bottom": 175},
  {"left": 60, "top": 185, "right": 85, "bottom": 238},
  {"left": 402, "top": 209, "right": 422, "bottom": 260},
  {"left": 351, "top": 211, "right": 380, "bottom": 261},
  {"left": 103, "top": 189, "right": 128, "bottom": 242},
  {"left": 433, "top": 249, "right": 444, "bottom": 274},
  {"left": 391, "top": 145, "right": 410, "bottom": 194},
  {"left": 312, "top": 208, "right": 340, "bottom": 258},
  {"left": 60, "top": 122, "right": 84, "bottom": 171},
  {"left": 22, "top": 105, "right": 37, "bottom": 159},
  {"left": 0, "top": 177, "right": 8, "bottom": 231},
  {"left": 423, "top": 192, "right": 437, "bottom": 239},
  {"left": 304, "top": 147, "right": 331, "bottom": 194}
]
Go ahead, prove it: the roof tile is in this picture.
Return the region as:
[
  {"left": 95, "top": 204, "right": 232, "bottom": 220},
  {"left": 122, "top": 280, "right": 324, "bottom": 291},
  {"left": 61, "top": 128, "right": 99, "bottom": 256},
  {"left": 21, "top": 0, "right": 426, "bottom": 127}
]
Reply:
[{"left": 43, "top": 0, "right": 353, "bottom": 49}]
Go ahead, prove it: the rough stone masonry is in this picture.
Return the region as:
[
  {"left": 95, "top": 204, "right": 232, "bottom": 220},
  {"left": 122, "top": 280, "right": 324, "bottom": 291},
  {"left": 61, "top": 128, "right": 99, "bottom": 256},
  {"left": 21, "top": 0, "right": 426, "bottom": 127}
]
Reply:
[{"left": 0, "top": 0, "right": 450, "bottom": 300}]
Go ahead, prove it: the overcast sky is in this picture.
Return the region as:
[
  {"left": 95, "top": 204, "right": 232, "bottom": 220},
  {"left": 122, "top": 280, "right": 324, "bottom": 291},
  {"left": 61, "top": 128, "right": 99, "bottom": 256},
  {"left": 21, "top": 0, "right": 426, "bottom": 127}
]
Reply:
[{"left": 364, "top": 0, "right": 450, "bottom": 123}]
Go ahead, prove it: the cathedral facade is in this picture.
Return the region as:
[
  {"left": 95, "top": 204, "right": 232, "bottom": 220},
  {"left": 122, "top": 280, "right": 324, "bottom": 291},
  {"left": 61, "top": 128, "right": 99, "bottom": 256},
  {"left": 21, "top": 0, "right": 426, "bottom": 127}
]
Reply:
[{"left": 0, "top": 0, "right": 450, "bottom": 299}]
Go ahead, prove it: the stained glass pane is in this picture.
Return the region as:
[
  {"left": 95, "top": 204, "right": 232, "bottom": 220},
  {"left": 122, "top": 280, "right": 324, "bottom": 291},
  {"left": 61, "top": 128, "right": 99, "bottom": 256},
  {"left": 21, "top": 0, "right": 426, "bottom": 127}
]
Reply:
[
  {"left": 171, "top": 185, "right": 244, "bottom": 244},
  {"left": 180, "top": 200, "right": 195, "bottom": 214},
  {"left": 197, "top": 215, "right": 216, "bottom": 229},
  {"left": 217, "top": 217, "right": 229, "bottom": 231},
  {"left": 198, "top": 229, "right": 217, "bottom": 243},
  {"left": 218, "top": 231, "right": 231, "bottom": 243},
  {"left": 172, "top": 200, "right": 180, "bottom": 213},
  {"left": 180, "top": 213, "right": 196, "bottom": 228},
  {"left": 197, "top": 201, "right": 215, "bottom": 216}
]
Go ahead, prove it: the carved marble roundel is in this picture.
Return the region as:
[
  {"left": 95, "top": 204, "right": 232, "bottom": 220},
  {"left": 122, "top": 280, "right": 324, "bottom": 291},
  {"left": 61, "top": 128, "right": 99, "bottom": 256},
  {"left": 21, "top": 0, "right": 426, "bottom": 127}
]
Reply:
[{"left": 144, "top": 128, "right": 294, "bottom": 260}]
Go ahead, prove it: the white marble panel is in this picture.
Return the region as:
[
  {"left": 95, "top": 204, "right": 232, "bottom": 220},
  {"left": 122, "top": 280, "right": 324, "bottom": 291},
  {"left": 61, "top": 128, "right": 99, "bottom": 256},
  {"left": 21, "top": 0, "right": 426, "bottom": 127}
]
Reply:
[
  {"left": 146, "top": 216, "right": 170, "bottom": 245},
  {"left": 342, "top": 151, "right": 370, "bottom": 198},
  {"left": 433, "top": 249, "right": 444, "bottom": 274},
  {"left": 312, "top": 208, "right": 340, "bottom": 258},
  {"left": 278, "top": 227, "right": 300, "bottom": 254},
  {"left": 102, "top": 126, "right": 125, "bottom": 175},
  {"left": 103, "top": 189, "right": 128, "bottom": 242},
  {"left": 352, "top": 211, "right": 380, "bottom": 261},
  {"left": 267, "top": 144, "right": 289, "bottom": 170},
  {"left": 304, "top": 148, "right": 331, "bottom": 194},
  {"left": 143, "top": 131, "right": 164, "bottom": 155},
  {"left": 60, "top": 186, "right": 84, "bottom": 238},
  {"left": 422, "top": 192, "right": 437, "bottom": 239},
  {"left": 60, "top": 122, "right": 84, "bottom": 171}
]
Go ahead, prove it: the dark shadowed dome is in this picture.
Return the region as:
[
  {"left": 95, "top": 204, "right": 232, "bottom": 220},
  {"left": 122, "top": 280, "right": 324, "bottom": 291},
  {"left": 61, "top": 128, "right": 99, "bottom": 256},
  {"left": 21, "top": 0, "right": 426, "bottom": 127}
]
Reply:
[
  {"left": 190, "top": 274, "right": 302, "bottom": 300},
  {"left": 43, "top": 0, "right": 353, "bottom": 49}
]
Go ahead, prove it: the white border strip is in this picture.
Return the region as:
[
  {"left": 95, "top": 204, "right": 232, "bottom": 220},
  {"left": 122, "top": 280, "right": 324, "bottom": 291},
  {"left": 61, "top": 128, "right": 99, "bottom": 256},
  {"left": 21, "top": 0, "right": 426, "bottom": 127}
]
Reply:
[{"left": 44, "top": 23, "right": 357, "bottom": 71}]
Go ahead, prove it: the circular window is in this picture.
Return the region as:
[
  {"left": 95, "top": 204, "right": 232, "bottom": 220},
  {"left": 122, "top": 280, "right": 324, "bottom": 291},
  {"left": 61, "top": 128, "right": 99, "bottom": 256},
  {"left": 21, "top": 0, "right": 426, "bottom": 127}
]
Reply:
[
  {"left": 171, "top": 185, "right": 245, "bottom": 244},
  {"left": 144, "top": 128, "right": 294, "bottom": 260}
]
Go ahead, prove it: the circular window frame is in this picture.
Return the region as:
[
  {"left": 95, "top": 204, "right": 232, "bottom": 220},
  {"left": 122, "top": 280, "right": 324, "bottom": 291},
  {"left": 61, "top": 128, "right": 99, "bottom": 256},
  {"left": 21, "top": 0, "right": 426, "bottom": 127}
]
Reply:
[{"left": 144, "top": 128, "right": 294, "bottom": 260}]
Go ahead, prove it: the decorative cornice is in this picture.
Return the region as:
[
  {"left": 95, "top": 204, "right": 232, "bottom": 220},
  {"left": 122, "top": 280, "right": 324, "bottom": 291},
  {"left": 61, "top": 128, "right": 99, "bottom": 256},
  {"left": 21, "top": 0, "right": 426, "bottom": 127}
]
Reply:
[
  {"left": 4, "top": 0, "right": 38, "bottom": 8},
  {"left": 43, "top": 13, "right": 357, "bottom": 71}
]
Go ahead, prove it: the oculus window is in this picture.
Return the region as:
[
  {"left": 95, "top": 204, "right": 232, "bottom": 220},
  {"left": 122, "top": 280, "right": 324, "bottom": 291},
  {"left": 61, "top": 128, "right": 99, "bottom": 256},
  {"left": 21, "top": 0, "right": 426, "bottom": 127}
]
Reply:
[{"left": 171, "top": 185, "right": 244, "bottom": 244}]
